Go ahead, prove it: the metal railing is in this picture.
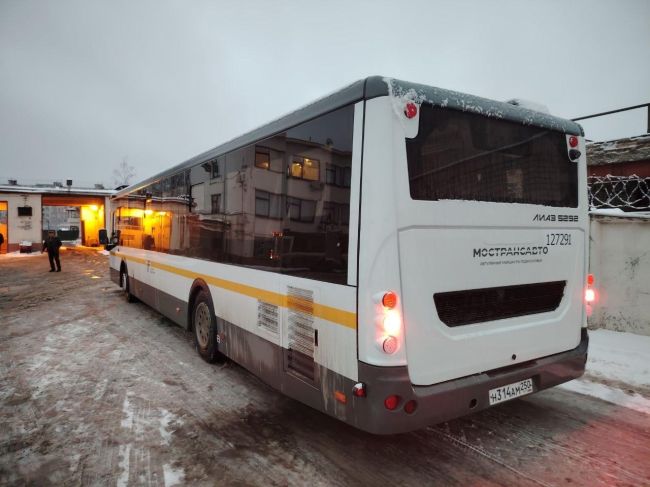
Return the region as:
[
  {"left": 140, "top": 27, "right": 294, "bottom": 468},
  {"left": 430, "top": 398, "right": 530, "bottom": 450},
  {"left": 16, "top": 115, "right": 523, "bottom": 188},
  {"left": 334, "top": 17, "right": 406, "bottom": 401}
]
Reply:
[{"left": 573, "top": 103, "right": 650, "bottom": 134}]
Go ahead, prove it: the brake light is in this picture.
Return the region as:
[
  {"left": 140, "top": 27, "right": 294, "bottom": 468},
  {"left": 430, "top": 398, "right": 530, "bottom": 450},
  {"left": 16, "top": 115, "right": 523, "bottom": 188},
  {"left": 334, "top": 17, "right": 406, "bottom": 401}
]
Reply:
[
  {"left": 569, "top": 135, "right": 579, "bottom": 148},
  {"left": 377, "top": 291, "right": 402, "bottom": 354},
  {"left": 585, "top": 274, "right": 596, "bottom": 317},
  {"left": 585, "top": 274, "right": 596, "bottom": 303}
]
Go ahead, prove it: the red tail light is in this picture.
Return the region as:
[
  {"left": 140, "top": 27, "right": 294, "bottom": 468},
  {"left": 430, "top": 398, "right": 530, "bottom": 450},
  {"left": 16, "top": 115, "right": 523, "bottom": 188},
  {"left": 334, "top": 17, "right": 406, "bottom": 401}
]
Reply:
[
  {"left": 404, "top": 102, "right": 418, "bottom": 119},
  {"left": 585, "top": 273, "right": 596, "bottom": 316},
  {"left": 377, "top": 291, "right": 402, "bottom": 354},
  {"left": 569, "top": 135, "right": 579, "bottom": 148},
  {"left": 352, "top": 383, "right": 366, "bottom": 397},
  {"left": 384, "top": 395, "right": 400, "bottom": 410}
]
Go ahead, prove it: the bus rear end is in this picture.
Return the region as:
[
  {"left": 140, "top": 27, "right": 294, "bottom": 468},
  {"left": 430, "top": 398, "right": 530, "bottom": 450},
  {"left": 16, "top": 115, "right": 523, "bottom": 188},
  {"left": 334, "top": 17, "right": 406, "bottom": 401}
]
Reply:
[{"left": 354, "top": 78, "right": 589, "bottom": 434}]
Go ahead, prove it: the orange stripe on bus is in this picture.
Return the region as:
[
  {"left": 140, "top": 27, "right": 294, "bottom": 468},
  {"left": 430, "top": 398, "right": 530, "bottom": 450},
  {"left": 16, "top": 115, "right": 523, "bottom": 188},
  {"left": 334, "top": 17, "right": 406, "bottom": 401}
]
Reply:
[{"left": 112, "top": 251, "right": 357, "bottom": 329}]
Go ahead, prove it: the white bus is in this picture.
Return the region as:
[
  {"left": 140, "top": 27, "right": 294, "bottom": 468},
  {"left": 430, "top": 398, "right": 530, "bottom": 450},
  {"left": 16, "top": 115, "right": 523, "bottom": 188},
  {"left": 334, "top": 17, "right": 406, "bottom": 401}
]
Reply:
[{"left": 109, "top": 77, "right": 591, "bottom": 434}]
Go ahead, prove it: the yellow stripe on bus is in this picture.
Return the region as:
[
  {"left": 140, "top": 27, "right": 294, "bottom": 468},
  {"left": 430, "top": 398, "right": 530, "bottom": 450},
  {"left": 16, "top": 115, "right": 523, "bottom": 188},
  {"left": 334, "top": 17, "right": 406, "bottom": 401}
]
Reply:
[{"left": 112, "top": 251, "right": 357, "bottom": 329}]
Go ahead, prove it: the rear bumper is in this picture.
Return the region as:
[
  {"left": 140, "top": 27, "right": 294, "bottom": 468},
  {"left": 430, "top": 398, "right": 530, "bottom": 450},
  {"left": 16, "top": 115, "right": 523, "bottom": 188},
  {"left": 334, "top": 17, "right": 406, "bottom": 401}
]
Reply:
[{"left": 354, "top": 329, "right": 588, "bottom": 434}]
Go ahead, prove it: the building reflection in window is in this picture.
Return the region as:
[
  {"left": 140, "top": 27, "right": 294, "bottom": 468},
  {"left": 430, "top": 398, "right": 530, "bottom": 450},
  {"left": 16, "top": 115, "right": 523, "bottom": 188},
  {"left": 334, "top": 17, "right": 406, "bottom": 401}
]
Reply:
[{"left": 112, "top": 103, "right": 354, "bottom": 284}]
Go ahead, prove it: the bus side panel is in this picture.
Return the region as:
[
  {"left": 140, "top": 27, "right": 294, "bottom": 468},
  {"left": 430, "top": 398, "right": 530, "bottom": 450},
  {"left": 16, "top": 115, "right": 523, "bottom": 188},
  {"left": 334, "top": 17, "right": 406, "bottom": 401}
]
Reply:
[
  {"left": 110, "top": 249, "right": 190, "bottom": 328},
  {"left": 112, "top": 248, "right": 360, "bottom": 418},
  {"left": 356, "top": 96, "right": 407, "bottom": 368}
]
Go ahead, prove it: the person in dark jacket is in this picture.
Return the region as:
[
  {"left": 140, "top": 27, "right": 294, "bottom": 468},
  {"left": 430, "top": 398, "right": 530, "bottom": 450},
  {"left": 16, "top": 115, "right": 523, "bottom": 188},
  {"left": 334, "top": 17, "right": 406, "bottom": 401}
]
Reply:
[{"left": 42, "top": 230, "right": 62, "bottom": 272}]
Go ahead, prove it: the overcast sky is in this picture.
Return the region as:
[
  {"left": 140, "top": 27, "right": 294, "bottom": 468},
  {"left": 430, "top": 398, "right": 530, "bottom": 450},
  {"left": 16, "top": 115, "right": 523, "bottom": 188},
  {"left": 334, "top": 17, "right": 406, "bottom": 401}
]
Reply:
[{"left": 1, "top": 0, "right": 649, "bottom": 188}]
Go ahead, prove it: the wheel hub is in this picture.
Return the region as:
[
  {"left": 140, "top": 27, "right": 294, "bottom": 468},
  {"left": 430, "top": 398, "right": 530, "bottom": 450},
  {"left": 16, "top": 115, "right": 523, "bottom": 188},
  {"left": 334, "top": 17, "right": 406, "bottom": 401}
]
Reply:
[{"left": 195, "top": 302, "right": 211, "bottom": 348}]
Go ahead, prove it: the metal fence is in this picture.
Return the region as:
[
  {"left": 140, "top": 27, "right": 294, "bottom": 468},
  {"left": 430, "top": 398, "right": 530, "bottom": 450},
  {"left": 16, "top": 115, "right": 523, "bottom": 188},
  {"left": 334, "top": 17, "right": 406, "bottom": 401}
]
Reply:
[{"left": 588, "top": 175, "right": 650, "bottom": 210}]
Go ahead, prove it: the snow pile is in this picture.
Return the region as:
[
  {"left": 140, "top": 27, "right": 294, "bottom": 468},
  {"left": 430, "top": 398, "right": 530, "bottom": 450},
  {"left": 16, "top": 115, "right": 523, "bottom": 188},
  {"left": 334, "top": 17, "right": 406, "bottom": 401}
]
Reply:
[
  {"left": 1, "top": 251, "right": 40, "bottom": 258},
  {"left": 559, "top": 329, "right": 650, "bottom": 414}
]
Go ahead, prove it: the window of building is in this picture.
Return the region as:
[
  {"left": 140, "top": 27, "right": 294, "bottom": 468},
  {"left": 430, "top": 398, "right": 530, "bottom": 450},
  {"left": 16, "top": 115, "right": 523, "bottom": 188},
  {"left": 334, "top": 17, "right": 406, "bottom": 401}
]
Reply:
[
  {"left": 211, "top": 159, "right": 221, "bottom": 179},
  {"left": 325, "top": 165, "right": 336, "bottom": 185},
  {"left": 211, "top": 193, "right": 221, "bottom": 214},
  {"left": 322, "top": 201, "right": 350, "bottom": 225},
  {"left": 255, "top": 149, "right": 270, "bottom": 170},
  {"left": 290, "top": 157, "right": 320, "bottom": 181},
  {"left": 255, "top": 190, "right": 282, "bottom": 219},
  {"left": 255, "top": 190, "right": 270, "bottom": 217},
  {"left": 287, "top": 197, "right": 316, "bottom": 223},
  {"left": 325, "top": 164, "right": 351, "bottom": 187}
]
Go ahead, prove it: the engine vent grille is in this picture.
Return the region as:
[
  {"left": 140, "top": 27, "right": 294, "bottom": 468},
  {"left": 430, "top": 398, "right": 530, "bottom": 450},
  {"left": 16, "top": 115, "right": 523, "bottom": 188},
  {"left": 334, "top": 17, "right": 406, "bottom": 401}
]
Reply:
[
  {"left": 434, "top": 281, "right": 566, "bottom": 327},
  {"left": 286, "top": 286, "right": 315, "bottom": 380},
  {"left": 257, "top": 300, "right": 279, "bottom": 336}
]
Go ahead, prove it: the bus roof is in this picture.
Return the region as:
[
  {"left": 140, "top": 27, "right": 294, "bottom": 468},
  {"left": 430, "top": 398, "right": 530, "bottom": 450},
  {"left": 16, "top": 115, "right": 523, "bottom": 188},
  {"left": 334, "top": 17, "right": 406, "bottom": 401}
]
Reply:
[{"left": 115, "top": 76, "right": 583, "bottom": 198}]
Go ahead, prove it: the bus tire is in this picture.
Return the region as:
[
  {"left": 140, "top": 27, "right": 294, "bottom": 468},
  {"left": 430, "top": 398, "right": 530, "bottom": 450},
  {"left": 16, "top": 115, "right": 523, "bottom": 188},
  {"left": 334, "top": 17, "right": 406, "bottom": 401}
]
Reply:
[
  {"left": 120, "top": 264, "right": 137, "bottom": 303},
  {"left": 192, "top": 289, "right": 220, "bottom": 363}
]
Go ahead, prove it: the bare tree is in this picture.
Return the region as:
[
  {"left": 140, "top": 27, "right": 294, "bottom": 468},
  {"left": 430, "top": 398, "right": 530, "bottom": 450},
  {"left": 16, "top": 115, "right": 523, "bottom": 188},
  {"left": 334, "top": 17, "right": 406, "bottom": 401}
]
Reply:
[{"left": 113, "top": 157, "right": 136, "bottom": 187}]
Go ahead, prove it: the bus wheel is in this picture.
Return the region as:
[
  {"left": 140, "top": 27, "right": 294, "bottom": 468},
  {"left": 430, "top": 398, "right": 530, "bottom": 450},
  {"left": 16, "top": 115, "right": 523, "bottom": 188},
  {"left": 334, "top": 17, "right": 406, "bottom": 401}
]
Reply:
[
  {"left": 120, "top": 265, "right": 136, "bottom": 303},
  {"left": 192, "top": 290, "right": 220, "bottom": 363}
]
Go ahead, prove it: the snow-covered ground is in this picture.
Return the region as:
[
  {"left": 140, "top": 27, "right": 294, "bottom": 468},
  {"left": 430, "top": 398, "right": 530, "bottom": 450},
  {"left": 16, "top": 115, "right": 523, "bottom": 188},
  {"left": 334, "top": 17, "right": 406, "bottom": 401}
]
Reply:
[
  {"left": 2, "top": 249, "right": 649, "bottom": 486},
  {"left": 559, "top": 329, "right": 650, "bottom": 414},
  {"left": 1, "top": 251, "right": 41, "bottom": 258}
]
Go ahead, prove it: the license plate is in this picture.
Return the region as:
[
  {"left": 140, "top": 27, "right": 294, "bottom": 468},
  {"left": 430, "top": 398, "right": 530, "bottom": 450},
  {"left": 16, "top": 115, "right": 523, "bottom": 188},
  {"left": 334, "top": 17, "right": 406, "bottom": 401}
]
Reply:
[{"left": 488, "top": 378, "right": 534, "bottom": 406}]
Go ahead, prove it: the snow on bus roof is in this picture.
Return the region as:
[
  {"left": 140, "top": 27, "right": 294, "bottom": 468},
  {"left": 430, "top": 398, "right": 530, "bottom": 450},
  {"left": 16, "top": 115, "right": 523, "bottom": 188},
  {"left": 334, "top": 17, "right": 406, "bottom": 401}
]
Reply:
[
  {"left": 116, "top": 76, "right": 582, "bottom": 198},
  {"left": 384, "top": 77, "right": 581, "bottom": 135}
]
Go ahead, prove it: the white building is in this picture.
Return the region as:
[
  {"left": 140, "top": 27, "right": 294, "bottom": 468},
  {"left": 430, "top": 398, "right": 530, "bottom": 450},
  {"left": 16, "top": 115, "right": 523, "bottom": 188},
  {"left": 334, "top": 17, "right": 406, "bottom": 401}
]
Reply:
[{"left": 0, "top": 180, "right": 115, "bottom": 253}]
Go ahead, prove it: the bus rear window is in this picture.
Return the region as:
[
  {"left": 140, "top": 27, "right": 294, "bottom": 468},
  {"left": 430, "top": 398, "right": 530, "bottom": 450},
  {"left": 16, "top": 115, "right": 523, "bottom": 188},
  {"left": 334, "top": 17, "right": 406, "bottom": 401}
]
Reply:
[{"left": 406, "top": 104, "right": 578, "bottom": 207}]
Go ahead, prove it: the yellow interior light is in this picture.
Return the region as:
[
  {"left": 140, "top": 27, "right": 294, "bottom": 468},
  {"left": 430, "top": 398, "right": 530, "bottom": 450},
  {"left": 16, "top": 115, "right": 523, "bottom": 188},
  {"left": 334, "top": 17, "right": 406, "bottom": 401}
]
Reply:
[
  {"left": 144, "top": 209, "right": 153, "bottom": 216},
  {"left": 90, "top": 205, "right": 99, "bottom": 211}
]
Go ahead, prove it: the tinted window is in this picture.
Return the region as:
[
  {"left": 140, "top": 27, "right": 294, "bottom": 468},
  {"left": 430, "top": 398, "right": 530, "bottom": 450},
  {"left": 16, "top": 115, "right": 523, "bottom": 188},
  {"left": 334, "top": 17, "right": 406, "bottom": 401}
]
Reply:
[
  {"left": 120, "top": 104, "right": 355, "bottom": 285},
  {"left": 406, "top": 104, "right": 578, "bottom": 207},
  {"left": 113, "top": 171, "right": 190, "bottom": 254}
]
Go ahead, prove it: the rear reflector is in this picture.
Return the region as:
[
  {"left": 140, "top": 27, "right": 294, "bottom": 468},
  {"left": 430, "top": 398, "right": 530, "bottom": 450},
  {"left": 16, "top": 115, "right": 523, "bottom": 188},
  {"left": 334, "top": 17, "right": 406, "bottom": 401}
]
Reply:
[
  {"left": 384, "top": 395, "right": 400, "bottom": 410},
  {"left": 404, "top": 400, "right": 418, "bottom": 414},
  {"left": 382, "top": 336, "right": 398, "bottom": 354},
  {"left": 335, "top": 391, "right": 347, "bottom": 404}
]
